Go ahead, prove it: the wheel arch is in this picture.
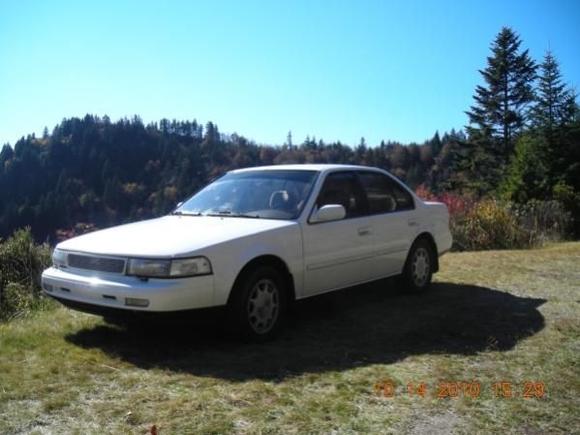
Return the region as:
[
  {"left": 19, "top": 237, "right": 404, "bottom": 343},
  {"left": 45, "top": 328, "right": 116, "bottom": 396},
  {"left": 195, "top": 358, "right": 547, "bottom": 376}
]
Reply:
[
  {"left": 412, "top": 232, "right": 439, "bottom": 272},
  {"left": 227, "top": 255, "right": 296, "bottom": 305}
]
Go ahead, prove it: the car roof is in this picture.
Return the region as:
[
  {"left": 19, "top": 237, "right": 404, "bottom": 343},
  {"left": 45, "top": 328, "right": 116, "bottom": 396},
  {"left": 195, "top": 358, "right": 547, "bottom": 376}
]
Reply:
[{"left": 229, "top": 164, "right": 383, "bottom": 174}]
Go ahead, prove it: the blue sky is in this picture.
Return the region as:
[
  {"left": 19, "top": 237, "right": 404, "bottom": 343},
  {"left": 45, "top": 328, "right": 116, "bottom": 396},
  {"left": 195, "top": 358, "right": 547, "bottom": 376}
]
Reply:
[{"left": 1, "top": 0, "right": 579, "bottom": 147}]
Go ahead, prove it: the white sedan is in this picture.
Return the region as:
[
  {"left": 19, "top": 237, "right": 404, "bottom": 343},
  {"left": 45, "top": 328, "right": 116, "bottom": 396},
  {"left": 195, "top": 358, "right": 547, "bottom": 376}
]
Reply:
[{"left": 42, "top": 164, "right": 452, "bottom": 340}]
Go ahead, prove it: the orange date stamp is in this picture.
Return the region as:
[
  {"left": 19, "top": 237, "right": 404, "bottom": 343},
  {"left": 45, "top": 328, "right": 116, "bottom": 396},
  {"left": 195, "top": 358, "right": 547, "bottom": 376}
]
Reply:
[{"left": 373, "top": 379, "right": 545, "bottom": 399}]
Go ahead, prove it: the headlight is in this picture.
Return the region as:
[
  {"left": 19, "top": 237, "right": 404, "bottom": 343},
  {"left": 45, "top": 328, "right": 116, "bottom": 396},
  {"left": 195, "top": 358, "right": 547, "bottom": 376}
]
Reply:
[
  {"left": 52, "top": 249, "right": 67, "bottom": 268},
  {"left": 170, "top": 257, "right": 212, "bottom": 277},
  {"left": 126, "top": 257, "right": 212, "bottom": 278},
  {"left": 126, "top": 259, "right": 170, "bottom": 277}
]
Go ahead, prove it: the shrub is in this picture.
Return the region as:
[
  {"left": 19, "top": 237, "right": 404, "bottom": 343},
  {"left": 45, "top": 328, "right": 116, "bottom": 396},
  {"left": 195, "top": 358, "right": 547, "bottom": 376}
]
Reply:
[
  {"left": 2, "top": 283, "right": 34, "bottom": 320},
  {"left": 415, "top": 186, "right": 571, "bottom": 251},
  {"left": 415, "top": 185, "right": 475, "bottom": 216},
  {"left": 0, "top": 228, "right": 52, "bottom": 321},
  {"left": 509, "top": 200, "right": 571, "bottom": 243},
  {"left": 453, "top": 199, "right": 533, "bottom": 251},
  {"left": 552, "top": 181, "right": 580, "bottom": 237}
]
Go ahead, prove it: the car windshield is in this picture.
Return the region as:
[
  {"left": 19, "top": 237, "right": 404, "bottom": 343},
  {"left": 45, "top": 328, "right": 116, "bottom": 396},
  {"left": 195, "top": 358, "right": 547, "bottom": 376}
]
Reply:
[{"left": 174, "top": 170, "right": 319, "bottom": 220}]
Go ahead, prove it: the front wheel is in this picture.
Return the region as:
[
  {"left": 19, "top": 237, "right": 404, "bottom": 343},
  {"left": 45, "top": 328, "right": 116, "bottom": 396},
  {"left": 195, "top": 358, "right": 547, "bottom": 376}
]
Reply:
[
  {"left": 227, "top": 265, "right": 288, "bottom": 341},
  {"left": 400, "top": 240, "right": 434, "bottom": 293}
]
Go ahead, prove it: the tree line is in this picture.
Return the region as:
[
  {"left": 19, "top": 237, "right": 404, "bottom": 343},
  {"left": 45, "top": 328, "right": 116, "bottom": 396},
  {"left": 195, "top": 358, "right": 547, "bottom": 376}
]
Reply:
[{"left": 0, "top": 27, "right": 578, "bottom": 242}]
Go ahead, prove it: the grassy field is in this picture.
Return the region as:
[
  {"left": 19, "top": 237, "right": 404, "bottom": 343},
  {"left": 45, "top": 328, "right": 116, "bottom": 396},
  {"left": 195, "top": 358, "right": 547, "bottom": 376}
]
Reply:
[{"left": 1, "top": 243, "right": 579, "bottom": 434}]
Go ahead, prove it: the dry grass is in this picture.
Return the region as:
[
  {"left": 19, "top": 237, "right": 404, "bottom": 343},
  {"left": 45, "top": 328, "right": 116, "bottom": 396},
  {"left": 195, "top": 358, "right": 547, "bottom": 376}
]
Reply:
[{"left": 1, "top": 243, "right": 579, "bottom": 434}]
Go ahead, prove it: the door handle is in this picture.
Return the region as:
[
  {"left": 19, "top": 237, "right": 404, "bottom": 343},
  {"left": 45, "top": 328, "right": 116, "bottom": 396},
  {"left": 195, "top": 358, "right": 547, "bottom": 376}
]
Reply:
[
  {"left": 408, "top": 220, "right": 419, "bottom": 227},
  {"left": 358, "top": 227, "right": 371, "bottom": 236}
]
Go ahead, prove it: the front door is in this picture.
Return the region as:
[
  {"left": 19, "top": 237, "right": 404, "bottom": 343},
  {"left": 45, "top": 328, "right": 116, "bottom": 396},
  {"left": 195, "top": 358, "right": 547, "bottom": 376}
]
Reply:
[{"left": 301, "top": 171, "right": 375, "bottom": 296}]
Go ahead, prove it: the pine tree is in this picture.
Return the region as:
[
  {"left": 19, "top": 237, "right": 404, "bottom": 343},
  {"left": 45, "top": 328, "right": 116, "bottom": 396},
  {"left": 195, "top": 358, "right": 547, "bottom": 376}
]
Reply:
[
  {"left": 285, "top": 131, "right": 293, "bottom": 148},
  {"left": 456, "top": 129, "right": 500, "bottom": 194},
  {"left": 203, "top": 122, "right": 219, "bottom": 144},
  {"left": 526, "top": 51, "right": 578, "bottom": 194},
  {"left": 430, "top": 131, "right": 442, "bottom": 156},
  {"left": 530, "top": 50, "right": 576, "bottom": 135},
  {"left": 0, "top": 144, "right": 14, "bottom": 165},
  {"left": 500, "top": 134, "right": 549, "bottom": 202},
  {"left": 466, "top": 27, "right": 537, "bottom": 160}
]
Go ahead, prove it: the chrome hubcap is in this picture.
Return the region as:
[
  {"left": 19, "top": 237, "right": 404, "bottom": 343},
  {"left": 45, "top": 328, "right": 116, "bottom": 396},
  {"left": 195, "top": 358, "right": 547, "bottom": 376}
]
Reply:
[
  {"left": 412, "top": 247, "right": 430, "bottom": 287},
  {"left": 247, "top": 278, "right": 280, "bottom": 334}
]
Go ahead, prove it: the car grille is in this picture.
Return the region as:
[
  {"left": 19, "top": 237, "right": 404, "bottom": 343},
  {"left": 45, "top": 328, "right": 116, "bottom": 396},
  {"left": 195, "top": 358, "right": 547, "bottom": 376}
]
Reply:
[{"left": 67, "top": 254, "right": 126, "bottom": 274}]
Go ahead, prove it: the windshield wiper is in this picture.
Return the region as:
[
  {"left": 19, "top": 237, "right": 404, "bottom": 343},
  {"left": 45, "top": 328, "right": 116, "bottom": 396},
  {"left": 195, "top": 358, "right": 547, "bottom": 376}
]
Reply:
[
  {"left": 171, "top": 211, "right": 203, "bottom": 216},
  {"left": 205, "top": 210, "right": 261, "bottom": 219}
]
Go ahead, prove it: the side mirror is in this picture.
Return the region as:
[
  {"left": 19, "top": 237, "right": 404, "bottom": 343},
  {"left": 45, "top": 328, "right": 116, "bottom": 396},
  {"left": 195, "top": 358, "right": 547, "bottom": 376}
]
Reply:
[{"left": 310, "top": 204, "right": 346, "bottom": 223}]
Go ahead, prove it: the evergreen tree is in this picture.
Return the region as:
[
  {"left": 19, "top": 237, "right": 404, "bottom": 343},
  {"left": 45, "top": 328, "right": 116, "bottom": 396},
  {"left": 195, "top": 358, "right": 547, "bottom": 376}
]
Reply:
[
  {"left": 430, "top": 131, "right": 442, "bottom": 156},
  {"left": 525, "top": 52, "right": 578, "bottom": 200},
  {"left": 458, "top": 126, "right": 505, "bottom": 194},
  {"left": 285, "top": 131, "right": 293, "bottom": 148},
  {"left": 0, "top": 144, "right": 14, "bottom": 166},
  {"left": 530, "top": 50, "right": 576, "bottom": 136},
  {"left": 466, "top": 27, "right": 537, "bottom": 160},
  {"left": 501, "top": 134, "right": 549, "bottom": 202}
]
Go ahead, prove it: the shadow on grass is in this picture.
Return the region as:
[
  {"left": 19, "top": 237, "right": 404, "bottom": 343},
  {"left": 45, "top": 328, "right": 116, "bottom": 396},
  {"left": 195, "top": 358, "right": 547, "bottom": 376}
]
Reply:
[{"left": 65, "top": 280, "right": 546, "bottom": 380}]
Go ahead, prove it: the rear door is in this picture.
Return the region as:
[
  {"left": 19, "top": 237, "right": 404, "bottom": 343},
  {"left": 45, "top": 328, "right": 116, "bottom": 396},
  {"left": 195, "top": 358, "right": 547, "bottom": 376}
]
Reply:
[
  {"left": 301, "top": 171, "right": 376, "bottom": 296},
  {"left": 356, "top": 170, "right": 417, "bottom": 278}
]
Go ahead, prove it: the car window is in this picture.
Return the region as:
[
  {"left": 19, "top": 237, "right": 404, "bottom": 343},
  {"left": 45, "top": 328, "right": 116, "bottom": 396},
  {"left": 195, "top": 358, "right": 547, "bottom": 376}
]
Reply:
[
  {"left": 357, "top": 171, "right": 414, "bottom": 214},
  {"left": 177, "top": 170, "right": 318, "bottom": 219},
  {"left": 315, "top": 171, "right": 367, "bottom": 218}
]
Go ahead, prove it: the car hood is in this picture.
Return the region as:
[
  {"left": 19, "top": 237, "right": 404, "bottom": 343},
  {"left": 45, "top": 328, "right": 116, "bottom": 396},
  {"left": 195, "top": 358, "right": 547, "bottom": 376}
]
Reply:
[{"left": 57, "top": 215, "right": 296, "bottom": 257}]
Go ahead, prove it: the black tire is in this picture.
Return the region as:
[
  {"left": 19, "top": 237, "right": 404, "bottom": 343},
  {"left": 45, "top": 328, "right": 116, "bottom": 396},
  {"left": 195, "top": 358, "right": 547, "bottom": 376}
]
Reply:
[
  {"left": 227, "top": 265, "right": 289, "bottom": 342},
  {"left": 400, "top": 239, "right": 434, "bottom": 293}
]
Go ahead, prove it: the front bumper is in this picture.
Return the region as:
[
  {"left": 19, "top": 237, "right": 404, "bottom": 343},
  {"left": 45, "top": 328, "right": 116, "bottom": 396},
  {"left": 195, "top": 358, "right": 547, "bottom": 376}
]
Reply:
[{"left": 41, "top": 266, "right": 215, "bottom": 312}]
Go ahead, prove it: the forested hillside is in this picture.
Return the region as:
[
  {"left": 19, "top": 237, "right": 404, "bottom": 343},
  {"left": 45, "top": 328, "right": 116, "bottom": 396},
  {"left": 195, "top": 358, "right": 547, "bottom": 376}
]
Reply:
[
  {"left": 0, "top": 27, "right": 578, "bottom": 242},
  {"left": 0, "top": 115, "right": 468, "bottom": 241}
]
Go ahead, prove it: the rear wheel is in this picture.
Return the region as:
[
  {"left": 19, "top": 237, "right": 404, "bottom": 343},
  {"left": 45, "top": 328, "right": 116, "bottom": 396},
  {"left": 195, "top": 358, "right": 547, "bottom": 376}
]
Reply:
[
  {"left": 400, "top": 239, "right": 434, "bottom": 293},
  {"left": 228, "top": 265, "right": 288, "bottom": 341}
]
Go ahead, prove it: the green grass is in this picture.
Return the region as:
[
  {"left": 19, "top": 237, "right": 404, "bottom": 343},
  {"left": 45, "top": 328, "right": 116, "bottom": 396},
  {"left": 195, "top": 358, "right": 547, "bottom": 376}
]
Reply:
[{"left": 1, "top": 243, "right": 579, "bottom": 434}]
